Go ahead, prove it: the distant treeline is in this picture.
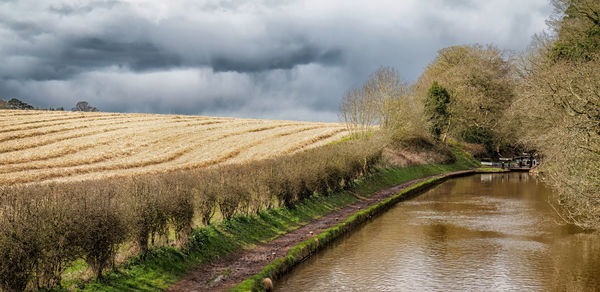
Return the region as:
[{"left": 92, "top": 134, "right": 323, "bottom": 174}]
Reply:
[
  {"left": 0, "top": 136, "right": 383, "bottom": 291},
  {"left": 0, "top": 98, "right": 98, "bottom": 112}
]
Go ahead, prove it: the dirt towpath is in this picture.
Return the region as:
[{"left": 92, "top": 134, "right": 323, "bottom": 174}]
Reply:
[{"left": 167, "top": 169, "right": 476, "bottom": 292}]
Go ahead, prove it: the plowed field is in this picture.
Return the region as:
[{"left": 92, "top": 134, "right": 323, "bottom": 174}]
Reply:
[{"left": 0, "top": 110, "right": 349, "bottom": 185}]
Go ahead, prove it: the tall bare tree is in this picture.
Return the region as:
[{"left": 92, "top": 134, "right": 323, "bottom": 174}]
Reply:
[
  {"left": 339, "top": 87, "right": 378, "bottom": 135},
  {"left": 339, "top": 66, "right": 419, "bottom": 137},
  {"left": 510, "top": 0, "right": 600, "bottom": 228},
  {"left": 72, "top": 101, "right": 99, "bottom": 112}
]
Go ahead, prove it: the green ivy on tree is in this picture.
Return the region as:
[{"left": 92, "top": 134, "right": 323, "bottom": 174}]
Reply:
[{"left": 424, "top": 81, "right": 450, "bottom": 139}]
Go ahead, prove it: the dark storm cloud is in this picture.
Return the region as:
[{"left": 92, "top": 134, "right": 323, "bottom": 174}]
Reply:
[
  {"left": 0, "top": 37, "right": 181, "bottom": 81},
  {"left": 64, "top": 38, "right": 182, "bottom": 73},
  {"left": 3, "top": 20, "right": 45, "bottom": 37},
  {"left": 5, "top": 35, "right": 341, "bottom": 80},
  {"left": 0, "top": 0, "right": 553, "bottom": 122},
  {"left": 211, "top": 47, "right": 343, "bottom": 73}
]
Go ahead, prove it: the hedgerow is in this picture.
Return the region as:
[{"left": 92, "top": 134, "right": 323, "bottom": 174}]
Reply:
[{"left": 0, "top": 137, "right": 383, "bottom": 291}]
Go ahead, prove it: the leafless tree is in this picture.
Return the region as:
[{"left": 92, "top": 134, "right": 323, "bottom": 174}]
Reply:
[
  {"left": 72, "top": 101, "right": 99, "bottom": 112},
  {"left": 339, "top": 66, "right": 417, "bottom": 137},
  {"left": 508, "top": 0, "right": 600, "bottom": 229}
]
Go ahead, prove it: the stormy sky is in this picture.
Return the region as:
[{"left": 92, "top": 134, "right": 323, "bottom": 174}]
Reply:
[{"left": 0, "top": 0, "right": 553, "bottom": 121}]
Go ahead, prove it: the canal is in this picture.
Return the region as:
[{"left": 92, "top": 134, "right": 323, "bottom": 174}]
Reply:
[{"left": 275, "top": 172, "right": 600, "bottom": 291}]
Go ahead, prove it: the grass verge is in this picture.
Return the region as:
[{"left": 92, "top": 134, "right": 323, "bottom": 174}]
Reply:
[
  {"left": 353, "top": 146, "right": 480, "bottom": 195},
  {"left": 232, "top": 168, "right": 509, "bottom": 291},
  {"left": 477, "top": 168, "right": 507, "bottom": 172},
  {"left": 59, "top": 192, "right": 356, "bottom": 291}
]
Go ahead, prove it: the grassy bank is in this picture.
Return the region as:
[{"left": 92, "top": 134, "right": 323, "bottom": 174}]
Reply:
[
  {"left": 232, "top": 177, "right": 448, "bottom": 292},
  {"left": 71, "top": 192, "right": 357, "bottom": 291},
  {"left": 234, "top": 161, "right": 503, "bottom": 291},
  {"left": 69, "top": 146, "right": 479, "bottom": 291},
  {"left": 354, "top": 146, "right": 480, "bottom": 195}
]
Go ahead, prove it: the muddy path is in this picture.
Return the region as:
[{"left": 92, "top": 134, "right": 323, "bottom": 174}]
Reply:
[{"left": 167, "top": 169, "right": 477, "bottom": 292}]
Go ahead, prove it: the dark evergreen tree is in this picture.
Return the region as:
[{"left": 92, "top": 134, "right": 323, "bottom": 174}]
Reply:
[
  {"left": 7, "top": 98, "right": 34, "bottom": 110},
  {"left": 423, "top": 81, "right": 450, "bottom": 139}
]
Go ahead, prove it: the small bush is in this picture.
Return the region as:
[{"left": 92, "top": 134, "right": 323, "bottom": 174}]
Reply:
[
  {"left": 71, "top": 182, "right": 129, "bottom": 281},
  {"left": 129, "top": 178, "right": 169, "bottom": 254},
  {"left": 0, "top": 186, "right": 44, "bottom": 291}
]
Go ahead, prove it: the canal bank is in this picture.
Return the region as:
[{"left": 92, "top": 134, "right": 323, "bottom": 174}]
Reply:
[
  {"left": 161, "top": 148, "right": 482, "bottom": 291},
  {"left": 274, "top": 172, "right": 600, "bottom": 291},
  {"left": 230, "top": 167, "right": 507, "bottom": 291}
]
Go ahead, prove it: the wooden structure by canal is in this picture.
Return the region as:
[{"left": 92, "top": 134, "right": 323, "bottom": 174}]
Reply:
[{"left": 482, "top": 153, "right": 539, "bottom": 171}]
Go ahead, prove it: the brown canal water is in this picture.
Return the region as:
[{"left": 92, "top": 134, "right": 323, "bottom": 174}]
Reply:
[{"left": 275, "top": 173, "right": 600, "bottom": 291}]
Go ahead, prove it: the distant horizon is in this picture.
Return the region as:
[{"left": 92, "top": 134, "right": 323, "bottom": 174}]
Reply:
[{"left": 1, "top": 103, "right": 350, "bottom": 124}]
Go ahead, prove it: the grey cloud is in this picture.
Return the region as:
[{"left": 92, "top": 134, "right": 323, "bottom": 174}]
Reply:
[
  {"left": 211, "top": 47, "right": 343, "bottom": 73},
  {"left": 65, "top": 38, "right": 182, "bottom": 72},
  {"left": 3, "top": 20, "right": 46, "bottom": 37},
  {"left": 0, "top": 0, "right": 553, "bottom": 122},
  {"left": 1, "top": 38, "right": 182, "bottom": 81},
  {"left": 49, "top": 0, "right": 123, "bottom": 15}
]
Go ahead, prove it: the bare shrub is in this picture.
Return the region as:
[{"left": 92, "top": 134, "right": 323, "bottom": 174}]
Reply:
[
  {"left": 0, "top": 186, "right": 45, "bottom": 291},
  {"left": 219, "top": 170, "right": 243, "bottom": 220},
  {"left": 162, "top": 173, "right": 196, "bottom": 246},
  {"left": 71, "top": 182, "right": 129, "bottom": 281},
  {"left": 195, "top": 172, "right": 219, "bottom": 225},
  {"left": 128, "top": 178, "right": 170, "bottom": 254}
]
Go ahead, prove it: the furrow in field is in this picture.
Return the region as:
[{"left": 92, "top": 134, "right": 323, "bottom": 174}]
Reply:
[
  {"left": 32, "top": 123, "right": 317, "bottom": 183},
  {"left": 303, "top": 131, "right": 350, "bottom": 151},
  {"left": 0, "top": 114, "right": 139, "bottom": 136},
  {"left": 0, "top": 112, "right": 70, "bottom": 124},
  {"left": 0, "top": 110, "right": 63, "bottom": 119},
  {"left": 0, "top": 111, "right": 123, "bottom": 127},
  {"left": 0, "top": 111, "right": 206, "bottom": 139},
  {"left": 0, "top": 121, "right": 296, "bottom": 184},
  {"left": 0, "top": 112, "right": 189, "bottom": 133},
  {"left": 230, "top": 125, "right": 329, "bottom": 162},
  {"left": 282, "top": 128, "right": 349, "bottom": 154},
  {"left": 283, "top": 127, "right": 348, "bottom": 153},
  {"left": 0, "top": 119, "right": 250, "bottom": 171},
  {"left": 0, "top": 110, "right": 349, "bottom": 185},
  {"left": 0, "top": 112, "right": 105, "bottom": 128},
  {"left": 236, "top": 126, "right": 346, "bottom": 161},
  {"left": 0, "top": 116, "right": 217, "bottom": 154},
  {"left": 69, "top": 121, "right": 298, "bottom": 170},
  {"left": 1, "top": 120, "right": 88, "bottom": 134},
  {"left": 0, "top": 118, "right": 230, "bottom": 163},
  {"left": 0, "top": 117, "right": 160, "bottom": 153},
  {"left": 0, "top": 110, "right": 209, "bottom": 127},
  {"left": 173, "top": 124, "right": 321, "bottom": 167},
  {"left": 0, "top": 114, "right": 153, "bottom": 143}
]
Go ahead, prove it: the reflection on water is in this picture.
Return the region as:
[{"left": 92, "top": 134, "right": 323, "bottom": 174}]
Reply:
[{"left": 276, "top": 173, "right": 600, "bottom": 291}]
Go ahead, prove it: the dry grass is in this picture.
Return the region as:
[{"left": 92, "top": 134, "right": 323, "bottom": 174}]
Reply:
[{"left": 0, "top": 110, "right": 349, "bottom": 185}]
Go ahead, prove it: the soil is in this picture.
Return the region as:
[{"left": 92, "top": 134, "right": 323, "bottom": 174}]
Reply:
[{"left": 167, "top": 169, "right": 475, "bottom": 292}]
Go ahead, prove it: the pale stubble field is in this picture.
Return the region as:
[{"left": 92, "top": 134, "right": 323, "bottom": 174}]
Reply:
[{"left": 0, "top": 110, "right": 349, "bottom": 185}]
